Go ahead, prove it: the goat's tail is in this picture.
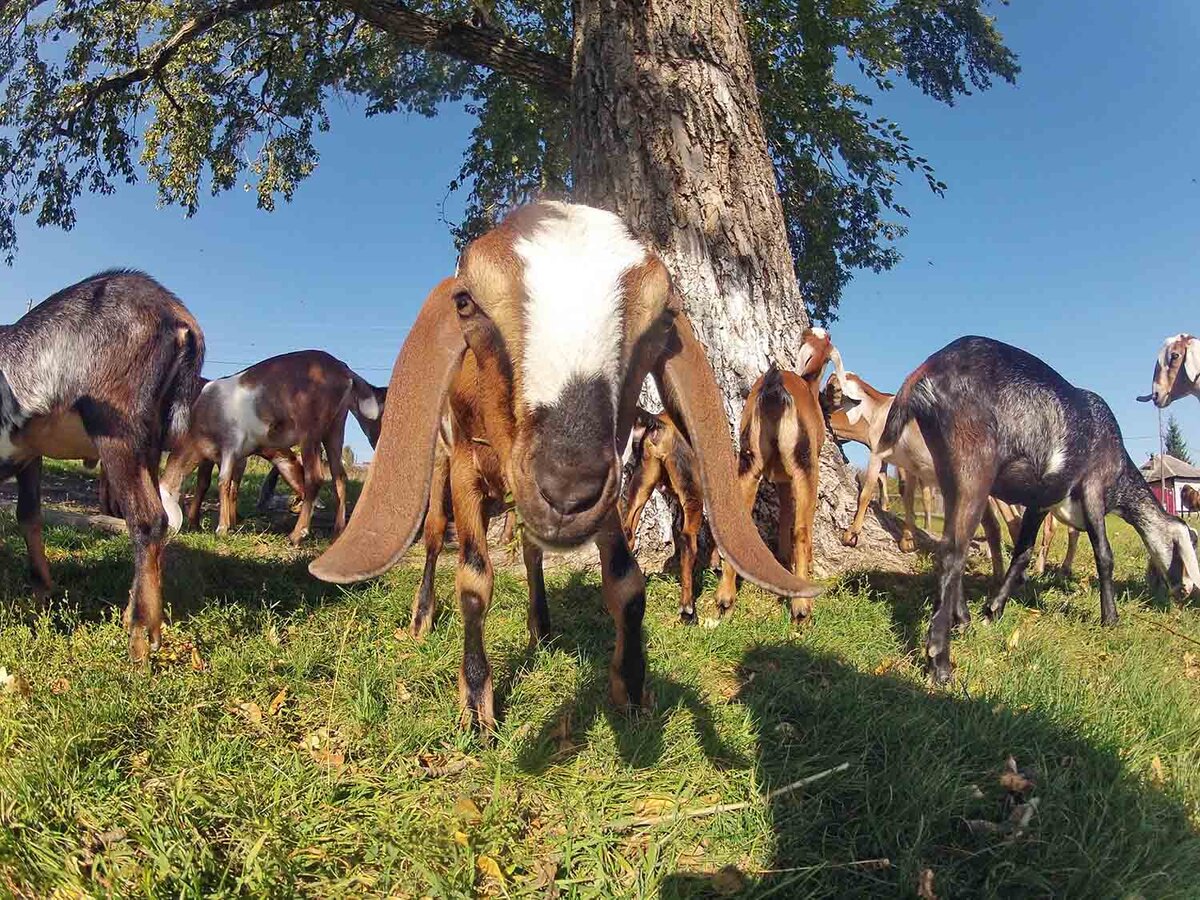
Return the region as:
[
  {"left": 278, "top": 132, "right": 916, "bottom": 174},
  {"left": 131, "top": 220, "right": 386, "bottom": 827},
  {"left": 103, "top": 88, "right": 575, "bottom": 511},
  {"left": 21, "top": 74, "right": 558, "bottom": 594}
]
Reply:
[
  {"left": 880, "top": 365, "right": 930, "bottom": 453},
  {"left": 756, "top": 364, "right": 791, "bottom": 418},
  {"left": 349, "top": 369, "right": 386, "bottom": 421},
  {"left": 162, "top": 320, "right": 206, "bottom": 450}
]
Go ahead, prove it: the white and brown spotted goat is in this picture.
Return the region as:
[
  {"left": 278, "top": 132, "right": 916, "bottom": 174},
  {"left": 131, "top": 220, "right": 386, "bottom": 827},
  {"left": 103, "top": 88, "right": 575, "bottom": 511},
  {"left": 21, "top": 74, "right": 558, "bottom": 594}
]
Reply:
[
  {"left": 713, "top": 328, "right": 837, "bottom": 620},
  {"left": 1140, "top": 334, "right": 1200, "bottom": 408},
  {"left": 310, "top": 202, "right": 818, "bottom": 731},
  {"left": 0, "top": 270, "right": 204, "bottom": 660},
  {"left": 160, "top": 350, "right": 385, "bottom": 544}
]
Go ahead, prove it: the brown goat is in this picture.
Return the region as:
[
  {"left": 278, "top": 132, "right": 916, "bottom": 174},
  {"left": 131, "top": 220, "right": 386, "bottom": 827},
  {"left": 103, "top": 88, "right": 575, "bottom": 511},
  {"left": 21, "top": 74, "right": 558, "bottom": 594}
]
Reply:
[
  {"left": 160, "top": 351, "right": 385, "bottom": 544},
  {"left": 1182, "top": 484, "right": 1200, "bottom": 518},
  {"left": 621, "top": 408, "right": 706, "bottom": 623},
  {"left": 0, "top": 271, "right": 204, "bottom": 660},
  {"left": 309, "top": 201, "right": 818, "bottom": 731},
  {"left": 714, "top": 328, "right": 836, "bottom": 620}
]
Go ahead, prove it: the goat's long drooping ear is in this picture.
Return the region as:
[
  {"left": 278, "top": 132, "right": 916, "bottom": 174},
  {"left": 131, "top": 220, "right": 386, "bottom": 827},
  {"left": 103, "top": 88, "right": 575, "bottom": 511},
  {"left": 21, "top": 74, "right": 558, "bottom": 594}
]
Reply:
[
  {"left": 310, "top": 279, "right": 466, "bottom": 583},
  {"left": 656, "top": 309, "right": 822, "bottom": 599}
]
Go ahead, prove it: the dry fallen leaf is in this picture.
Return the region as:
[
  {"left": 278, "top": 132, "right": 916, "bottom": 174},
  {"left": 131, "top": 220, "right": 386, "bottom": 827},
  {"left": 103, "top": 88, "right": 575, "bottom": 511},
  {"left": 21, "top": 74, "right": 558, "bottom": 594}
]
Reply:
[
  {"left": 190, "top": 647, "right": 206, "bottom": 672},
  {"left": 1005, "top": 629, "right": 1021, "bottom": 651},
  {"left": 1184, "top": 653, "right": 1200, "bottom": 679},
  {"left": 528, "top": 857, "right": 559, "bottom": 897},
  {"left": 229, "top": 701, "right": 263, "bottom": 726},
  {"left": 917, "top": 867, "right": 937, "bottom": 900},
  {"left": 453, "top": 830, "right": 469, "bottom": 847},
  {"left": 417, "top": 753, "right": 473, "bottom": 779},
  {"left": 299, "top": 728, "right": 346, "bottom": 768},
  {"left": 999, "top": 756, "right": 1035, "bottom": 796},
  {"left": 711, "top": 866, "right": 747, "bottom": 896},
  {"left": 873, "top": 657, "right": 897, "bottom": 676},
  {"left": 477, "top": 854, "right": 505, "bottom": 884},
  {"left": 632, "top": 796, "right": 675, "bottom": 817},
  {"left": 552, "top": 712, "right": 575, "bottom": 754},
  {"left": 267, "top": 688, "right": 289, "bottom": 717},
  {"left": 1150, "top": 755, "right": 1167, "bottom": 786},
  {"left": 50, "top": 676, "right": 71, "bottom": 695},
  {"left": 395, "top": 680, "right": 412, "bottom": 702},
  {"left": 453, "top": 796, "right": 483, "bottom": 823}
]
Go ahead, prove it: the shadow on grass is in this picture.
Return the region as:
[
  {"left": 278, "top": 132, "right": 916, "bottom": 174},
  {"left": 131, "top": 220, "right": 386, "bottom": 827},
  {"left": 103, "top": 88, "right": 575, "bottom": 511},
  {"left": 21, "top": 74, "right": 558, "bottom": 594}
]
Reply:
[
  {"left": 508, "top": 569, "right": 746, "bottom": 773},
  {"left": 660, "top": 641, "right": 1200, "bottom": 897}
]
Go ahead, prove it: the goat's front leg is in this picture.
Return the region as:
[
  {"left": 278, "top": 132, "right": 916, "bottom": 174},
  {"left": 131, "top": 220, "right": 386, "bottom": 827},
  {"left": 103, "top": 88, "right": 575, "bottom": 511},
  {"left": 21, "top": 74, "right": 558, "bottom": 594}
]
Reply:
[
  {"left": 715, "top": 458, "right": 762, "bottom": 617},
  {"left": 982, "top": 507, "right": 1048, "bottom": 623},
  {"left": 980, "top": 501, "right": 1006, "bottom": 582},
  {"left": 622, "top": 455, "right": 661, "bottom": 547},
  {"left": 928, "top": 479, "right": 991, "bottom": 684},
  {"left": 843, "top": 452, "right": 884, "bottom": 549},
  {"left": 1032, "top": 511, "right": 1054, "bottom": 576},
  {"left": 411, "top": 447, "right": 450, "bottom": 639},
  {"left": 323, "top": 413, "right": 350, "bottom": 535},
  {"left": 1079, "top": 487, "right": 1117, "bottom": 625},
  {"left": 17, "top": 458, "right": 53, "bottom": 599},
  {"left": 597, "top": 512, "right": 647, "bottom": 710},
  {"left": 522, "top": 533, "right": 551, "bottom": 647},
  {"left": 216, "top": 455, "right": 247, "bottom": 535},
  {"left": 788, "top": 469, "right": 819, "bottom": 622},
  {"left": 187, "top": 459, "right": 213, "bottom": 530},
  {"left": 451, "top": 448, "right": 496, "bottom": 731},
  {"left": 289, "top": 442, "right": 323, "bottom": 545}
]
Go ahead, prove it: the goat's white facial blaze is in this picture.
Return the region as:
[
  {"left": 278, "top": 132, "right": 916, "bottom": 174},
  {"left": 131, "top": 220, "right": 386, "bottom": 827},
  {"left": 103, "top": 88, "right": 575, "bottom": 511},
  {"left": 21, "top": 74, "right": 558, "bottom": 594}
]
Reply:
[{"left": 514, "top": 204, "right": 646, "bottom": 411}]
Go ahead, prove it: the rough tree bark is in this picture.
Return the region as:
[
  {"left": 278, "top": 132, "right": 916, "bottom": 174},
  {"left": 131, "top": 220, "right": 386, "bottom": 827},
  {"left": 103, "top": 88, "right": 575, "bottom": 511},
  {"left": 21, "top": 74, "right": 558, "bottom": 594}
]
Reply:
[{"left": 570, "top": 0, "right": 903, "bottom": 575}]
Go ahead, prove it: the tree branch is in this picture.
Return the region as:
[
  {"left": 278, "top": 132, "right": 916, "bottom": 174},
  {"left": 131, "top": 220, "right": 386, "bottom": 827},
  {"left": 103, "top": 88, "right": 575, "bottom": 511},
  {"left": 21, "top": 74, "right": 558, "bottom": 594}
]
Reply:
[
  {"left": 59, "top": 0, "right": 570, "bottom": 131},
  {"left": 337, "top": 0, "right": 569, "bottom": 98}
]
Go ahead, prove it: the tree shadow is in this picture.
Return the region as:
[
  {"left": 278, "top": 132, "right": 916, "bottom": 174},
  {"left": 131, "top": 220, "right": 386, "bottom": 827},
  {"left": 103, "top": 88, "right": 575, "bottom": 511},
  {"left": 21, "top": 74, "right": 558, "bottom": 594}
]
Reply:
[
  {"left": 660, "top": 641, "right": 1200, "bottom": 897},
  {"left": 507, "top": 569, "right": 747, "bottom": 773}
]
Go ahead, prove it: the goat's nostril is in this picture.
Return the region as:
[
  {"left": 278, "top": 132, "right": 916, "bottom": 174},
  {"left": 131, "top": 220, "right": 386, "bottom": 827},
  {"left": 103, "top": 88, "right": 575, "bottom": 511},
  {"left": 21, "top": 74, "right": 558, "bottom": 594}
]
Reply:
[{"left": 536, "top": 467, "right": 609, "bottom": 516}]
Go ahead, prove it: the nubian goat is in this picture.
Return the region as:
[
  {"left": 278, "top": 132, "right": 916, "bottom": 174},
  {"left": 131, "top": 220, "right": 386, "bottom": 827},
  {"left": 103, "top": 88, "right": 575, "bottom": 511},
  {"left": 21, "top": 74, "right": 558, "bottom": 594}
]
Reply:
[
  {"left": 0, "top": 271, "right": 203, "bottom": 660},
  {"left": 714, "top": 328, "right": 836, "bottom": 620},
  {"left": 1182, "top": 485, "right": 1200, "bottom": 518},
  {"left": 622, "top": 408, "right": 706, "bottom": 622},
  {"left": 309, "top": 202, "right": 818, "bottom": 730},
  {"left": 160, "top": 350, "right": 385, "bottom": 544},
  {"left": 884, "top": 336, "right": 1200, "bottom": 683},
  {"left": 1140, "top": 334, "right": 1200, "bottom": 407}
]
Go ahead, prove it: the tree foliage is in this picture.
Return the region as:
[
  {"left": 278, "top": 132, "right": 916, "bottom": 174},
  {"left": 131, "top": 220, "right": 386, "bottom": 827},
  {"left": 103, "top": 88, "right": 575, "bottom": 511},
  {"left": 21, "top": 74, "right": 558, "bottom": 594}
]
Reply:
[
  {"left": 1165, "top": 415, "right": 1192, "bottom": 465},
  {"left": 0, "top": 0, "right": 1016, "bottom": 319}
]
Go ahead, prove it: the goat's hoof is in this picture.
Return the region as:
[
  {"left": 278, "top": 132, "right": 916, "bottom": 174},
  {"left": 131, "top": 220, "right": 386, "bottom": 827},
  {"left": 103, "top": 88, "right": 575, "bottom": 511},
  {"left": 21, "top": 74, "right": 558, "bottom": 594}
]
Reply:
[
  {"left": 789, "top": 597, "right": 813, "bottom": 624},
  {"left": 898, "top": 535, "right": 916, "bottom": 553},
  {"left": 288, "top": 529, "right": 308, "bottom": 546},
  {"left": 715, "top": 598, "right": 735, "bottom": 618},
  {"left": 1100, "top": 612, "right": 1119, "bottom": 627},
  {"left": 926, "top": 652, "right": 953, "bottom": 686},
  {"left": 127, "top": 629, "right": 152, "bottom": 665},
  {"left": 214, "top": 525, "right": 229, "bottom": 536},
  {"left": 840, "top": 529, "right": 859, "bottom": 548},
  {"left": 980, "top": 602, "right": 1002, "bottom": 625},
  {"left": 679, "top": 606, "right": 698, "bottom": 625},
  {"left": 31, "top": 582, "right": 53, "bottom": 603}
]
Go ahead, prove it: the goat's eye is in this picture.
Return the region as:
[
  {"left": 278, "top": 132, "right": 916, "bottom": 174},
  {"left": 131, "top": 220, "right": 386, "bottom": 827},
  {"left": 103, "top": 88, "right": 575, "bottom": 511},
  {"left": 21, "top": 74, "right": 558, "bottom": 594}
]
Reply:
[{"left": 454, "top": 291, "right": 476, "bottom": 317}]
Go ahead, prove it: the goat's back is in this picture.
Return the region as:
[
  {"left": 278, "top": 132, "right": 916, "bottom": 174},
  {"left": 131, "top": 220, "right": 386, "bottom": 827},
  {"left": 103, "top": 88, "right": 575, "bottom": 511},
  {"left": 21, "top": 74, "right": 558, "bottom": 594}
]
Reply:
[{"left": 0, "top": 271, "right": 204, "bottom": 444}]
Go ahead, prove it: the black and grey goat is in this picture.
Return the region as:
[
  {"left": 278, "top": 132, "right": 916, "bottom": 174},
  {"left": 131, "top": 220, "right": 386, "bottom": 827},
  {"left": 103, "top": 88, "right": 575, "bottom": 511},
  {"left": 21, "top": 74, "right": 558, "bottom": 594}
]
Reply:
[
  {"left": 882, "top": 336, "right": 1199, "bottom": 683},
  {"left": 0, "top": 271, "right": 204, "bottom": 660}
]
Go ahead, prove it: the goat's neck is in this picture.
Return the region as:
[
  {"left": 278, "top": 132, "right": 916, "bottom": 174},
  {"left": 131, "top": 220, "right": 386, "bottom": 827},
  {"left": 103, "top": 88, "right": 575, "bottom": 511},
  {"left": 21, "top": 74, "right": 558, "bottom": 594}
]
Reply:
[{"left": 1116, "top": 455, "right": 1176, "bottom": 536}]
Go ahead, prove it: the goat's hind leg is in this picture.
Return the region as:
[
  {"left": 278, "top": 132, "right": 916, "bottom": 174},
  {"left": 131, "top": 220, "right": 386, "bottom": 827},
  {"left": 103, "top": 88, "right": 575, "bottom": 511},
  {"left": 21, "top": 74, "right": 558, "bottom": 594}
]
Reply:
[
  {"left": 100, "top": 443, "right": 169, "bottom": 663},
  {"left": 981, "top": 506, "right": 1048, "bottom": 623},
  {"left": 17, "top": 458, "right": 53, "bottom": 599}
]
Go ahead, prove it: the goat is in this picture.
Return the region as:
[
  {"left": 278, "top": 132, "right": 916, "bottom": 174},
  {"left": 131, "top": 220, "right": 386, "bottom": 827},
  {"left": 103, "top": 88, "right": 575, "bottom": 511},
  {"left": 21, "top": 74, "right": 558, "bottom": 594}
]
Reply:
[
  {"left": 308, "top": 201, "right": 818, "bottom": 731},
  {"left": 1139, "top": 334, "right": 1200, "bottom": 407},
  {"left": 883, "top": 336, "right": 1200, "bottom": 683},
  {"left": 713, "top": 328, "right": 835, "bottom": 621},
  {"left": 1182, "top": 484, "right": 1200, "bottom": 518},
  {"left": 621, "top": 408, "right": 706, "bottom": 623},
  {"left": 0, "top": 270, "right": 203, "bottom": 660},
  {"left": 987, "top": 497, "right": 1080, "bottom": 578},
  {"left": 160, "top": 351, "right": 385, "bottom": 544}
]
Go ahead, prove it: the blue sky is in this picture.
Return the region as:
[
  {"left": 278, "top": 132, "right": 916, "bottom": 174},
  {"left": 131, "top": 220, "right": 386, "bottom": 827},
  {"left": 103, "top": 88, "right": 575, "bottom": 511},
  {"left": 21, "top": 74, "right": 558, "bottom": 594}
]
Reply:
[{"left": 2, "top": 1, "right": 1198, "bottom": 464}]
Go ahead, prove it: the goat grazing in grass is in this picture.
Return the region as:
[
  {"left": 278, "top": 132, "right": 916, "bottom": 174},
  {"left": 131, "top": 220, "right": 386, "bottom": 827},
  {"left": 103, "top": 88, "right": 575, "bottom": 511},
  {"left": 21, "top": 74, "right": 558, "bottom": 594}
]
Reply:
[
  {"left": 309, "top": 202, "right": 818, "bottom": 730},
  {"left": 713, "top": 328, "right": 837, "bottom": 621},
  {"left": 884, "top": 336, "right": 1200, "bottom": 683},
  {"left": 1140, "top": 334, "right": 1200, "bottom": 407},
  {"left": 0, "top": 271, "right": 204, "bottom": 660},
  {"left": 621, "top": 408, "right": 706, "bottom": 623},
  {"left": 160, "top": 351, "right": 385, "bottom": 544}
]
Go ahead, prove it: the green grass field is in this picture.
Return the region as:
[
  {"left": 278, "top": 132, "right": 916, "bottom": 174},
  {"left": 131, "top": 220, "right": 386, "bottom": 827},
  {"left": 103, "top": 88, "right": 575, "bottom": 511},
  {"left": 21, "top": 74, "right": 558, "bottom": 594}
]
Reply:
[{"left": 2, "top": 462, "right": 1200, "bottom": 897}]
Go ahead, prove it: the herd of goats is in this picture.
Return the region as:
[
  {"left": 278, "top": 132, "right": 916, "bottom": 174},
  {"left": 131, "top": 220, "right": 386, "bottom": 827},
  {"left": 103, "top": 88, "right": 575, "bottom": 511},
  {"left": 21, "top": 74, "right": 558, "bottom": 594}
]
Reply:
[{"left": 2, "top": 200, "right": 1199, "bottom": 727}]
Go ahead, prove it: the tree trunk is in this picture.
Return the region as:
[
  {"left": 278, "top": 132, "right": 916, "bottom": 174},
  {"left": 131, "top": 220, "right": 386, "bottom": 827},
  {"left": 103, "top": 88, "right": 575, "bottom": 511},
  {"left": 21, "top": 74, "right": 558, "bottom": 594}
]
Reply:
[{"left": 570, "top": 0, "right": 903, "bottom": 575}]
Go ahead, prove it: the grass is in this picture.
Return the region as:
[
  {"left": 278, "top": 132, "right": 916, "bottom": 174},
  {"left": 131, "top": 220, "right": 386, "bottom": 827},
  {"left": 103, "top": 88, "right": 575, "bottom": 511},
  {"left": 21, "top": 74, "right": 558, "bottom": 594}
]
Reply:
[{"left": 2, "top": 462, "right": 1200, "bottom": 897}]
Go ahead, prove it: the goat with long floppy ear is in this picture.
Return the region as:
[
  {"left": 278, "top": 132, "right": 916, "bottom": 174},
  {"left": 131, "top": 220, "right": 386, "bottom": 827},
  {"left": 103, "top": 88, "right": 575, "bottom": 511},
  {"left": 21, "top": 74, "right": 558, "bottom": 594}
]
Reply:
[
  {"left": 1138, "top": 334, "right": 1200, "bottom": 408},
  {"left": 311, "top": 202, "right": 819, "bottom": 731}
]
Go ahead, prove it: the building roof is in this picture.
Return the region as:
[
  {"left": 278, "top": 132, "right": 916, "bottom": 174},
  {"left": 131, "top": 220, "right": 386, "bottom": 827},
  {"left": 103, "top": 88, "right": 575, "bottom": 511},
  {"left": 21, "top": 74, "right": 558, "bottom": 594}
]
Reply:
[{"left": 1141, "top": 454, "right": 1200, "bottom": 481}]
